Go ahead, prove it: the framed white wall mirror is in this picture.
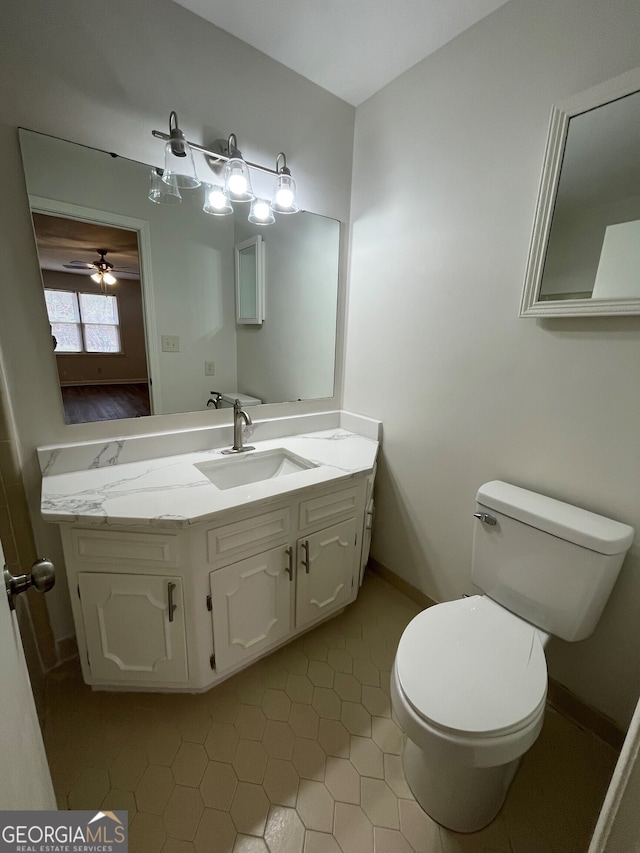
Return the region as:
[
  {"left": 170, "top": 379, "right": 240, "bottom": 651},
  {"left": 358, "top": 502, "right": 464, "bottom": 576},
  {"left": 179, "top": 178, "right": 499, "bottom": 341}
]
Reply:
[
  {"left": 520, "top": 67, "right": 640, "bottom": 317},
  {"left": 235, "top": 235, "right": 265, "bottom": 324}
]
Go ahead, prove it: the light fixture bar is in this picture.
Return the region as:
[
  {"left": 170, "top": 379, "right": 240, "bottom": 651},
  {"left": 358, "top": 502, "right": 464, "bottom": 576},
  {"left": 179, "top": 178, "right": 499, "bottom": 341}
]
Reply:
[{"left": 151, "top": 130, "right": 281, "bottom": 178}]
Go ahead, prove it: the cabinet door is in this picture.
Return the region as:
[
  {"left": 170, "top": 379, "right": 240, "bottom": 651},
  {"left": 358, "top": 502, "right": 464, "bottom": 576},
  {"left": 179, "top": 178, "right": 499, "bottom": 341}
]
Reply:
[
  {"left": 296, "top": 518, "right": 357, "bottom": 630},
  {"left": 210, "top": 545, "right": 293, "bottom": 673},
  {"left": 78, "top": 572, "right": 188, "bottom": 684}
]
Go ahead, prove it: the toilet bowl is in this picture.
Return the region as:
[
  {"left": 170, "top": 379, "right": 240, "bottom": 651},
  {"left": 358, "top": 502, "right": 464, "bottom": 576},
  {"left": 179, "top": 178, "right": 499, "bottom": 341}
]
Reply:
[
  {"left": 390, "top": 480, "right": 634, "bottom": 834},
  {"left": 391, "top": 596, "right": 547, "bottom": 832}
]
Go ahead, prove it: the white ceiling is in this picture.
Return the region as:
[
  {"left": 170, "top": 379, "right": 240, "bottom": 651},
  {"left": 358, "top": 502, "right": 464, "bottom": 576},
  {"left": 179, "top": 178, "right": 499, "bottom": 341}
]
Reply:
[{"left": 170, "top": 0, "right": 511, "bottom": 106}]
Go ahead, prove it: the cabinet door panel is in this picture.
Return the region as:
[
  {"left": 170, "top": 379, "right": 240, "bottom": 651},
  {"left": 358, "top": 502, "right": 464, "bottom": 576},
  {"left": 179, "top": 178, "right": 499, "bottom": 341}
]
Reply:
[
  {"left": 210, "top": 545, "right": 292, "bottom": 672},
  {"left": 296, "top": 518, "right": 357, "bottom": 630},
  {"left": 78, "top": 572, "right": 188, "bottom": 683}
]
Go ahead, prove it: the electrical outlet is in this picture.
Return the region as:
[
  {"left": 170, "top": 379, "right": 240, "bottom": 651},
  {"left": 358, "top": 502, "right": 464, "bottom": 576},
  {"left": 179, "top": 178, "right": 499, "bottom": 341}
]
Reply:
[
  {"left": 161, "top": 335, "right": 180, "bottom": 352},
  {"left": 205, "top": 361, "right": 215, "bottom": 376}
]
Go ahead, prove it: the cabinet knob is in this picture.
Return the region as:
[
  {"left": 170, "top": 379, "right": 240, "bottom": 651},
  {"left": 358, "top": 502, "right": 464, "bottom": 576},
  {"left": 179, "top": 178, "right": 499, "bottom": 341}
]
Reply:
[{"left": 4, "top": 558, "right": 55, "bottom": 611}]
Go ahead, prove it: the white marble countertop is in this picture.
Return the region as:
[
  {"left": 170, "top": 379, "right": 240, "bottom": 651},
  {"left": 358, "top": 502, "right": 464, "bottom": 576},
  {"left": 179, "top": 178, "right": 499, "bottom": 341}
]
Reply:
[{"left": 41, "top": 428, "right": 379, "bottom": 528}]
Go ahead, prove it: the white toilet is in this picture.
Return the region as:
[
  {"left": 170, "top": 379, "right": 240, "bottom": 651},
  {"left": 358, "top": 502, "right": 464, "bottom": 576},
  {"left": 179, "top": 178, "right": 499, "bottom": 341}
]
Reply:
[{"left": 391, "top": 480, "right": 634, "bottom": 833}]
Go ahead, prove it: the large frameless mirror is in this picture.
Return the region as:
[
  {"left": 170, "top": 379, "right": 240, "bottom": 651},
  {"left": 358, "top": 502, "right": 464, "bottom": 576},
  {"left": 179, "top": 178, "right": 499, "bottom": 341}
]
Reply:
[
  {"left": 19, "top": 129, "right": 340, "bottom": 424},
  {"left": 520, "top": 67, "right": 640, "bottom": 317}
]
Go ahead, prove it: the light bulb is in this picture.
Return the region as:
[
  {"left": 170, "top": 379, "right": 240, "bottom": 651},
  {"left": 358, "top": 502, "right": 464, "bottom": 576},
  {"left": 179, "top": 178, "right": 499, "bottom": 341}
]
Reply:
[
  {"left": 249, "top": 198, "right": 275, "bottom": 225},
  {"left": 91, "top": 272, "right": 101, "bottom": 284},
  {"left": 275, "top": 186, "right": 294, "bottom": 209},
  {"left": 103, "top": 272, "right": 117, "bottom": 286},
  {"left": 208, "top": 186, "right": 228, "bottom": 210},
  {"left": 253, "top": 200, "right": 271, "bottom": 220},
  {"left": 228, "top": 173, "right": 248, "bottom": 196}
]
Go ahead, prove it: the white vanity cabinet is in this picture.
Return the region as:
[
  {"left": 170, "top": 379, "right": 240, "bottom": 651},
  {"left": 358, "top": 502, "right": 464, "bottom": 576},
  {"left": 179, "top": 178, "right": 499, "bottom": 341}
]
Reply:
[
  {"left": 60, "top": 479, "right": 368, "bottom": 691},
  {"left": 204, "top": 485, "right": 362, "bottom": 677}
]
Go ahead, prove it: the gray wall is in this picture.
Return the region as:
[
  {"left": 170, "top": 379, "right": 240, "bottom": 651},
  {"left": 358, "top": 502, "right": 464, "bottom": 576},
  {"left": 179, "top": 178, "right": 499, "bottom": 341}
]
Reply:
[
  {"left": 235, "top": 214, "right": 339, "bottom": 403},
  {"left": 345, "top": 0, "right": 640, "bottom": 729},
  {"left": 0, "top": 0, "right": 355, "bottom": 640}
]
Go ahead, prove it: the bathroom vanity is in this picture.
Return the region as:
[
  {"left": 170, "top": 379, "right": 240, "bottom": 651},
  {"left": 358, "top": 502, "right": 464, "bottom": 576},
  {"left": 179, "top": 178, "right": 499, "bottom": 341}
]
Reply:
[{"left": 39, "top": 413, "right": 379, "bottom": 691}]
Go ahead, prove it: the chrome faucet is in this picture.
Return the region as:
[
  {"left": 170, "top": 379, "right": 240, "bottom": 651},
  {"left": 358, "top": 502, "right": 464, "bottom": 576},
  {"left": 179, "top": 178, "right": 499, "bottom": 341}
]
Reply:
[{"left": 222, "top": 399, "right": 255, "bottom": 454}]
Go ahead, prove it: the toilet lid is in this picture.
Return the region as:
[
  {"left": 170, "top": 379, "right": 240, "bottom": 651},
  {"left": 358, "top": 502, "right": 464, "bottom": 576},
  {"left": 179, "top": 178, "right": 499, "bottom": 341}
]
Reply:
[{"left": 395, "top": 596, "right": 547, "bottom": 737}]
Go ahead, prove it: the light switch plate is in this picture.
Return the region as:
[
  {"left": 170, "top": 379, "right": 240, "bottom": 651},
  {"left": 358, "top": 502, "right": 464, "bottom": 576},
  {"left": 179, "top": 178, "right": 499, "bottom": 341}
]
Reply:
[{"left": 161, "top": 335, "right": 180, "bottom": 352}]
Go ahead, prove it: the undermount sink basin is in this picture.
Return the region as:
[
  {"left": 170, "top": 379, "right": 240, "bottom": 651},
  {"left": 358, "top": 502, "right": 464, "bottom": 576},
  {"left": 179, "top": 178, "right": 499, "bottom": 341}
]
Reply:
[{"left": 195, "top": 448, "right": 317, "bottom": 490}]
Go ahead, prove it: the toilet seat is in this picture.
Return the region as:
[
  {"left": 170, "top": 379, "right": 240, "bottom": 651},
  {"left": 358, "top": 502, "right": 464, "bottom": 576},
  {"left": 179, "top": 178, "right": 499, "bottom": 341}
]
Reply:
[{"left": 395, "top": 596, "right": 547, "bottom": 739}]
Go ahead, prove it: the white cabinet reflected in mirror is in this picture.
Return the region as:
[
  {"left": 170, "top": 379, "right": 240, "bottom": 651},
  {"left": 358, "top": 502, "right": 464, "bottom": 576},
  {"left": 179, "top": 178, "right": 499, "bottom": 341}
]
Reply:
[
  {"left": 235, "top": 235, "right": 265, "bottom": 325},
  {"left": 520, "top": 67, "right": 640, "bottom": 317},
  {"left": 19, "top": 129, "right": 340, "bottom": 424}
]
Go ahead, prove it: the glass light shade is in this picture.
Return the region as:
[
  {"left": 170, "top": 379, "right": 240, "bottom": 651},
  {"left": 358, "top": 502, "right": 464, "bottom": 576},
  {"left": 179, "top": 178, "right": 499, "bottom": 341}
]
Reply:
[
  {"left": 90, "top": 272, "right": 101, "bottom": 284},
  {"left": 224, "top": 157, "right": 254, "bottom": 202},
  {"left": 203, "top": 183, "right": 233, "bottom": 216},
  {"left": 163, "top": 140, "right": 200, "bottom": 189},
  {"left": 102, "top": 272, "right": 117, "bottom": 286},
  {"left": 271, "top": 173, "right": 300, "bottom": 214},
  {"left": 248, "top": 198, "right": 275, "bottom": 225},
  {"left": 148, "top": 168, "right": 182, "bottom": 204}
]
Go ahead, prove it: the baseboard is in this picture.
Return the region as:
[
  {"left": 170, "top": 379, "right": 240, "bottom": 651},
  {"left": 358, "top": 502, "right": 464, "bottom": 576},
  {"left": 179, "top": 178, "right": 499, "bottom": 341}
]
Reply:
[
  {"left": 55, "top": 635, "right": 78, "bottom": 664},
  {"left": 368, "top": 558, "right": 436, "bottom": 609},
  {"left": 546, "top": 678, "right": 624, "bottom": 752},
  {"left": 366, "top": 558, "right": 624, "bottom": 752},
  {"left": 59, "top": 379, "right": 148, "bottom": 388}
]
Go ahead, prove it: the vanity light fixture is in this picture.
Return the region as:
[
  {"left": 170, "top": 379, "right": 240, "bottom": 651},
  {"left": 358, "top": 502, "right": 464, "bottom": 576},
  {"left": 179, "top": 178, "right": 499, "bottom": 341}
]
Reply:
[{"left": 151, "top": 111, "right": 300, "bottom": 224}]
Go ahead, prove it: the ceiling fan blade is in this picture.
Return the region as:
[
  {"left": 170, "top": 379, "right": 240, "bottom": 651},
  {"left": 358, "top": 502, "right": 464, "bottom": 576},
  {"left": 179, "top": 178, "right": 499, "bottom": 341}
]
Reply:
[{"left": 63, "top": 261, "right": 96, "bottom": 269}]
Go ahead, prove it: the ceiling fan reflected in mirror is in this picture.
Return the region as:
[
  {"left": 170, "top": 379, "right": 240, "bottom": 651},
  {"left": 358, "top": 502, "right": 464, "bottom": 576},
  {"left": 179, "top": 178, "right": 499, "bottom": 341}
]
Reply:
[{"left": 63, "top": 249, "right": 124, "bottom": 287}]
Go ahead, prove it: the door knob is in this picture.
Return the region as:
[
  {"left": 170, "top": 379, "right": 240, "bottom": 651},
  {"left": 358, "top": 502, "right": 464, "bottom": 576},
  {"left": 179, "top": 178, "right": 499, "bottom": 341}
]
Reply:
[{"left": 4, "top": 558, "right": 55, "bottom": 611}]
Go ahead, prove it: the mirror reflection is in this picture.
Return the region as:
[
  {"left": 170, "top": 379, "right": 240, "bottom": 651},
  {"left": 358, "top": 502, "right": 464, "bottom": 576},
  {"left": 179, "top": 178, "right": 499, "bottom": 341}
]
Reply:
[
  {"left": 19, "top": 129, "right": 340, "bottom": 424},
  {"left": 539, "top": 89, "right": 640, "bottom": 303}
]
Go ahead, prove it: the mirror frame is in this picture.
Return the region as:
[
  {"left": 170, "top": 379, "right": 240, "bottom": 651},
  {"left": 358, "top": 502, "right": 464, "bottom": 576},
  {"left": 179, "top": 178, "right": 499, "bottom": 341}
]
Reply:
[
  {"left": 235, "top": 235, "right": 265, "bottom": 324},
  {"left": 520, "top": 67, "right": 640, "bottom": 317}
]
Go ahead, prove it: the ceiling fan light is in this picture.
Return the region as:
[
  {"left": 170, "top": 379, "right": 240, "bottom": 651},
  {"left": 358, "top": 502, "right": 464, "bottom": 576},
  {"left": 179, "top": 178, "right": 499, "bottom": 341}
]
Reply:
[
  {"left": 103, "top": 272, "right": 117, "bottom": 286},
  {"left": 90, "top": 272, "right": 102, "bottom": 284}
]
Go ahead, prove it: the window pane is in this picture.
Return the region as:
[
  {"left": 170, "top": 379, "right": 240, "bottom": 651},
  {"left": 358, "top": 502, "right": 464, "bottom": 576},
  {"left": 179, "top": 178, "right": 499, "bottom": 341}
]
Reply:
[
  {"left": 44, "top": 290, "right": 80, "bottom": 323},
  {"left": 84, "top": 324, "right": 121, "bottom": 353},
  {"left": 51, "top": 323, "right": 82, "bottom": 352},
  {"left": 79, "top": 292, "right": 119, "bottom": 325}
]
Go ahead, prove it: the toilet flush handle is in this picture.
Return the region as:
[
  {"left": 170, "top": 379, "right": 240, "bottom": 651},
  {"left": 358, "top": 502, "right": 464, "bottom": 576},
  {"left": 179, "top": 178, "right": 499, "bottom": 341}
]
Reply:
[{"left": 473, "top": 512, "right": 497, "bottom": 526}]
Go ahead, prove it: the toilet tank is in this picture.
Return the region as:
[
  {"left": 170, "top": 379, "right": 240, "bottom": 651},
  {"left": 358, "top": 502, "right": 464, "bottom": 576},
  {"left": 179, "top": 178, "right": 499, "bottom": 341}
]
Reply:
[
  {"left": 471, "top": 481, "right": 634, "bottom": 641},
  {"left": 219, "top": 392, "right": 262, "bottom": 408}
]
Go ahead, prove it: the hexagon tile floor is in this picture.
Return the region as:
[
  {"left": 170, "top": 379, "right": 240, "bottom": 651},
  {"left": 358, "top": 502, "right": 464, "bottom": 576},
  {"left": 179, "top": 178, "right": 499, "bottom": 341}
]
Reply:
[{"left": 43, "top": 571, "right": 618, "bottom": 853}]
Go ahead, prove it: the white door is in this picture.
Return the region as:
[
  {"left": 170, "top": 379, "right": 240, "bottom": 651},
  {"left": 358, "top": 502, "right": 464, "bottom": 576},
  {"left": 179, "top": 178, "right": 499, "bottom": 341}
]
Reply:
[
  {"left": 78, "top": 572, "right": 188, "bottom": 684},
  {"left": 210, "top": 545, "right": 293, "bottom": 672},
  {"left": 0, "top": 539, "right": 56, "bottom": 808},
  {"left": 588, "top": 695, "right": 640, "bottom": 852},
  {"left": 296, "top": 518, "right": 358, "bottom": 630}
]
